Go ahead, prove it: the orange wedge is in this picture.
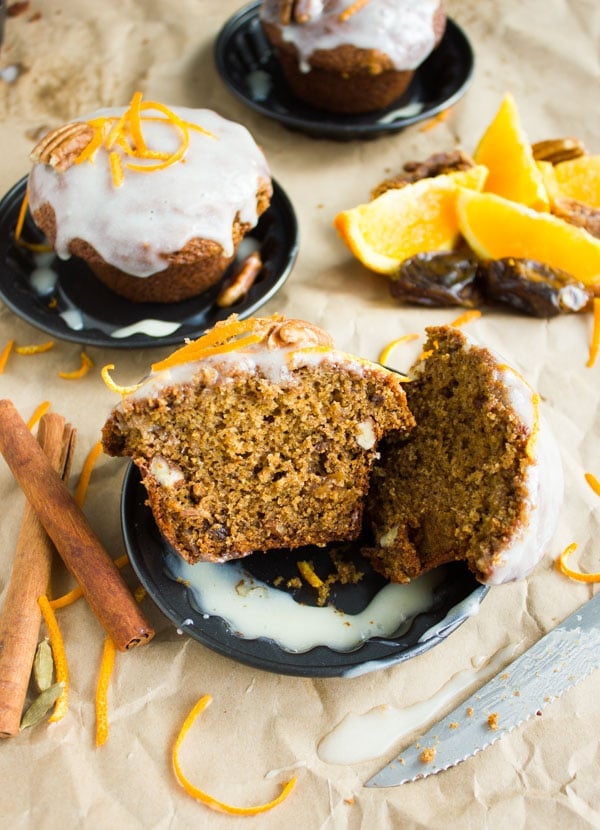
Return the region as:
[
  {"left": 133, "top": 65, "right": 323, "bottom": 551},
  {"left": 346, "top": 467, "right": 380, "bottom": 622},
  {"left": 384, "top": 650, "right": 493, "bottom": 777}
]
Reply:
[
  {"left": 538, "top": 155, "right": 600, "bottom": 209},
  {"left": 334, "top": 166, "right": 488, "bottom": 275},
  {"left": 474, "top": 93, "right": 549, "bottom": 211},
  {"left": 457, "top": 188, "right": 600, "bottom": 288}
]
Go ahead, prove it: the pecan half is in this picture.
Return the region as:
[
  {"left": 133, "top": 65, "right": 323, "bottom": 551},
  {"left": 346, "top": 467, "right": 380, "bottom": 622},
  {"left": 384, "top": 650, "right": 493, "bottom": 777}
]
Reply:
[
  {"left": 551, "top": 197, "right": 600, "bottom": 239},
  {"left": 30, "top": 122, "right": 95, "bottom": 172},
  {"left": 531, "top": 137, "right": 587, "bottom": 165}
]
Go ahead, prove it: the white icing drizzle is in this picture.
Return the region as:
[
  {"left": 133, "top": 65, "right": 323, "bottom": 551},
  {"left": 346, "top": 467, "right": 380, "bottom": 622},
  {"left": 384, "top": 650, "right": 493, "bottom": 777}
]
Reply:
[
  {"left": 317, "top": 642, "right": 520, "bottom": 765},
  {"left": 28, "top": 107, "right": 271, "bottom": 278},
  {"left": 110, "top": 319, "right": 182, "bottom": 339},
  {"left": 260, "top": 0, "right": 440, "bottom": 72},
  {"left": 167, "top": 551, "right": 441, "bottom": 654}
]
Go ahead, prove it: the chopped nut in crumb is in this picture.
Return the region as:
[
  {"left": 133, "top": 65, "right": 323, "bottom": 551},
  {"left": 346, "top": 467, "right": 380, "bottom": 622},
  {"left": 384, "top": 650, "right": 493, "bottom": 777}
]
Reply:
[
  {"left": 419, "top": 747, "right": 436, "bottom": 764},
  {"left": 487, "top": 712, "right": 499, "bottom": 730}
]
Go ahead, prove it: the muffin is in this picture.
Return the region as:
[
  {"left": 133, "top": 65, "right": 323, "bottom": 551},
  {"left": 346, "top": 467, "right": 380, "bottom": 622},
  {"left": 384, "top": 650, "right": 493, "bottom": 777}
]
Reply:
[
  {"left": 27, "top": 95, "right": 272, "bottom": 303},
  {"left": 102, "top": 314, "right": 415, "bottom": 564},
  {"left": 260, "top": 0, "right": 446, "bottom": 114},
  {"left": 365, "top": 326, "right": 564, "bottom": 585}
]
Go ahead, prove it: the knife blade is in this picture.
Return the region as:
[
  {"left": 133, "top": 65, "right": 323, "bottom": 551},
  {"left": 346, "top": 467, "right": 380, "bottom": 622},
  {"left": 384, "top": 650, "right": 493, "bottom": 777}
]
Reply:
[{"left": 365, "top": 591, "right": 600, "bottom": 787}]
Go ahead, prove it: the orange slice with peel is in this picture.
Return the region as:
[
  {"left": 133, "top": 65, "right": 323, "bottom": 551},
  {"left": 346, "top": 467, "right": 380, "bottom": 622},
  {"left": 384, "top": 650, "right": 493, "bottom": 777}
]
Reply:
[
  {"left": 538, "top": 155, "right": 600, "bottom": 209},
  {"left": 473, "top": 93, "right": 549, "bottom": 210},
  {"left": 334, "top": 166, "right": 488, "bottom": 275},
  {"left": 456, "top": 188, "right": 600, "bottom": 289}
]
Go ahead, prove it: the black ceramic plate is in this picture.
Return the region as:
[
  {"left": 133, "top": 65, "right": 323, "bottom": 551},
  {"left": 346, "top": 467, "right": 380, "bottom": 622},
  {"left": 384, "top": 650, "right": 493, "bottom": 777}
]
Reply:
[
  {"left": 122, "top": 463, "right": 489, "bottom": 678},
  {"left": 215, "top": 3, "right": 474, "bottom": 140},
  {"left": 0, "top": 177, "right": 298, "bottom": 349}
]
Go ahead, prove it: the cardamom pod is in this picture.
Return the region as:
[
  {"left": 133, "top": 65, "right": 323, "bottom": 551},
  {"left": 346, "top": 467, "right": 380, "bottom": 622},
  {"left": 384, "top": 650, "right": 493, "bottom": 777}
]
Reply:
[
  {"left": 20, "top": 682, "right": 64, "bottom": 730},
  {"left": 33, "top": 638, "right": 54, "bottom": 692}
]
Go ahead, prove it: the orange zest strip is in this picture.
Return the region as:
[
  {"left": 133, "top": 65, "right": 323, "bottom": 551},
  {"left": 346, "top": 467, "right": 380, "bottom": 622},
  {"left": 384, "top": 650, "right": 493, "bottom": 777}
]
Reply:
[
  {"left": 128, "top": 91, "right": 148, "bottom": 154},
  {"left": 0, "top": 338, "right": 15, "bottom": 373},
  {"left": 172, "top": 694, "right": 297, "bottom": 816},
  {"left": 58, "top": 351, "right": 94, "bottom": 380},
  {"left": 378, "top": 333, "right": 420, "bottom": 366},
  {"left": 151, "top": 318, "right": 261, "bottom": 372},
  {"left": 95, "top": 636, "right": 117, "bottom": 747},
  {"left": 450, "top": 309, "right": 482, "bottom": 328},
  {"left": 555, "top": 542, "right": 600, "bottom": 583},
  {"left": 50, "top": 555, "right": 129, "bottom": 610},
  {"left": 101, "top": 364, "right": 143, "bottom": 396},
  {"left": 109, "top": 151, "right": 124, "bottom": 188},
  {"left": 297, "top": 561, "right": 323, "bottom": 588},
  {"left": 15, "top": 340, "right": 55, "bottom": 355},
  {"left": 585, "top": 472, "right": 600, "bottom": 497},
  {"left": 74, "top": 440, "right": 103, "bottom": 507},
  {"left": 38, "top": 595, "right": 69, "bottom": 722},
  {"left": 339, "top": 0, "right": 372, "bottom": 23},
  {"left": 15, "top": 190, "right": 29, "bottom": 241},
  {"left": 586, "top": 297, "right": 600, "bottom": 368},
  {"left": 419, "top": 108, "right": 451, "bottom": 133},
  {"left": 74, "top": 127, "right": 105, "bottom": 164},
  {"left": 27, "top": 400, "right": 51, "bottom": 430}
]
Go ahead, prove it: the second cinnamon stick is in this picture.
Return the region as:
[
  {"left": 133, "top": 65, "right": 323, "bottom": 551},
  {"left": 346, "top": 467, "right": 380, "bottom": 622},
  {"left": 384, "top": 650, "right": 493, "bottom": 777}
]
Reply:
[{"left": 0, "top": 400, "right": 154, "bottom": 651}]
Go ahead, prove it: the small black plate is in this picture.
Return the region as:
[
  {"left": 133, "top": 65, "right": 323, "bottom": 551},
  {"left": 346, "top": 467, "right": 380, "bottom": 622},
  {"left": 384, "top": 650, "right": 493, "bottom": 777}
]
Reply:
[
  {"left": 122, "top": 463, "right": 489, "bottom": 678},
  {"left": 0, "top": 176, "right": 298, "bottom": 349},
  {"left": 214, "top": 3, "right": 474, "bottom": 140}
]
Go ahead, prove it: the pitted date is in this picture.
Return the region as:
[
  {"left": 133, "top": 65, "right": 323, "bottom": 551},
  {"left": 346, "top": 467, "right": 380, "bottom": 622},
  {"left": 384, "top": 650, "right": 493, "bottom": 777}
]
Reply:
[
  {"left": 480, "top": 258, "right": 592, "bottom": 317},
  {"left": 390, "top": 251, "right": 482, "bottom": 308}
]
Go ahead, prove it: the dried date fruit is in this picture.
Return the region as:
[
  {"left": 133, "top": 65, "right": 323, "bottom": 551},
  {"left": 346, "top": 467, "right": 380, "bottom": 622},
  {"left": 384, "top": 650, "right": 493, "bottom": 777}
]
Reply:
[
  {"left": 390, "top": 251, "right": 483, "bottom": 308},
  {"left": 372, "top": 150, "right": 475, "bottom": 199},
  {"left": 479, "top": 258, "right": 592, "bottom": 317}
]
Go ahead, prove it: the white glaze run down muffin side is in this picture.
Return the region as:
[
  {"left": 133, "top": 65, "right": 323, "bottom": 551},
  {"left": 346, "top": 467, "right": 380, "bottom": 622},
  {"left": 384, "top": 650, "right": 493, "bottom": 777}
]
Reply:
[
  {"left": 259, "top": 0, "right": 441, "bottom": 72},
  {"left": 27, "top": 108, "right": 271, "bottom": 278}
]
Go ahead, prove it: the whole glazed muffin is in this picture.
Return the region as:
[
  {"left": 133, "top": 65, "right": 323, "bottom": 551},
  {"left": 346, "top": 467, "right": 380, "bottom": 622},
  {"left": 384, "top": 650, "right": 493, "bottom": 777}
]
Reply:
[
  {"left": 260, "top": 0, "right": 446, "bottom": 114},
  {"left": 27, "top": 93, "right": 272, "bottom": 303}
]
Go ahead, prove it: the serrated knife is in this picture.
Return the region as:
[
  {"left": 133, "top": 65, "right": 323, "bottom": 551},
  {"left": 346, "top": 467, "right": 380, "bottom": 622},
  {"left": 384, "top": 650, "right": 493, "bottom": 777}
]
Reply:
[{"left": 365, "top": 591, "right": 600, "bottom": 787}]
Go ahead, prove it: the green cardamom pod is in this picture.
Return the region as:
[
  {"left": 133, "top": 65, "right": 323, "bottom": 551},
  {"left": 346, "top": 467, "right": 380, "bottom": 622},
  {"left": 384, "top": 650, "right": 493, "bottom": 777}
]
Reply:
[
  {"left": 20, "top": 682, "right": 64, "bottom": 730},
  {"left": 33, "top": 639, "right": 54, "bottom": 692}
]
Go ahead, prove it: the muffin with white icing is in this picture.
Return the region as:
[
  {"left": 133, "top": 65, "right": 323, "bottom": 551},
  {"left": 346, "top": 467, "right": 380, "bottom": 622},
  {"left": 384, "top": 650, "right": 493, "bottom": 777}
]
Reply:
[
  {"left": 27, "top": 95, "right": 272, "bottom": 303},
  {"left": 260, "top": 0, "right": 446, "bottom": 114}
]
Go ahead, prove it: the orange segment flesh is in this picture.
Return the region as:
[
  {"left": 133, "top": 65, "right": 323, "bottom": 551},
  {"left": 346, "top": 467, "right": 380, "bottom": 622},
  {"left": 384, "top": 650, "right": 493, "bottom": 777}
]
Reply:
[
  {"left": 456, "top": 188, "right": 600, "bottom": 288},
  {"left": 542, "top": 155, "right": 600, "bottom": 209},
  {"left": 473, "top": 92, "right": 549, "bottom": 210},
  {"left": 334, "top": 166, "right": 488, "bottom": 275}
]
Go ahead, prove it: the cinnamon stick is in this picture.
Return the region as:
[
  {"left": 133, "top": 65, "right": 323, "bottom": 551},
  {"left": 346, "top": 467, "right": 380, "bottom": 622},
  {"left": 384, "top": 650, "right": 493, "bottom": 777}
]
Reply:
[
  {"left": 0, "top": 400, "right": 155, "bottom": 653},
  {"left": 0, "top": 413, "right": 75, "bottom": 737}
]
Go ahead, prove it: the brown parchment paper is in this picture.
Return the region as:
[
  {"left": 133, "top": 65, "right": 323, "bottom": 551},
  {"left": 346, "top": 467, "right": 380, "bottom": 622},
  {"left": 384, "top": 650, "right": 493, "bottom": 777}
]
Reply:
[{"left": 0, "top": 2, "right": 599, "bottom": 828}]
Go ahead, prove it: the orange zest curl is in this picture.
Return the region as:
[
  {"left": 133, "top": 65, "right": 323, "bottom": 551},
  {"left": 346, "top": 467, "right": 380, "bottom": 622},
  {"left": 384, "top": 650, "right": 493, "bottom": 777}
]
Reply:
[
  {"left": 585, "top": 472, "right": 600, "bottom": 497},
  {"left": 587, "top": 297, "right": 600, "bottom": 368},
  {"left": 0, "top": 338, "right": 15, "bottom": 373},
  {"left": 95, "top": 636, "right": 116, "bottom": 747},
  {"left": 297, "top": 560, "right": 324, "bottom": 588},
  {"left": 450, "top": 309, "right": 482, "bottom": 328},
  {"left": 15, "top": 340, "right": 55, "bottom": 355},
  {"left": 101, "top": 364, "right": 143, "bottom": 396},
  {"left": 151, "top": 318, "right": 262, "bottom": 372},
  {"left": 555, "top": 542, "right": 600, "bottom": 583},
  {"left": 58, "top": 351, "right": 94, "bottom": 380},
  {"left": 74, "top": 440, "right": 103, "bottom": 507},
  {"left": 76, "top": 91, "right": 215, "bottom": 188},
  {"left": 419, "top": 108, "right": 451, "bottom": 133},
  {"left": 378, "top": 333, "right": 420, "bottom": 366},
  {"left": 339, "top": 0, "right": 372, "bottom": 23},
  {"left": 38, "top": 595, "right": 70, "bottom": 722},
  {"left": 27, "top": 400, "right": 51, "bottom": 430},
  {"left": 172, "top": 694, "right": 297, "bottom": 816}
]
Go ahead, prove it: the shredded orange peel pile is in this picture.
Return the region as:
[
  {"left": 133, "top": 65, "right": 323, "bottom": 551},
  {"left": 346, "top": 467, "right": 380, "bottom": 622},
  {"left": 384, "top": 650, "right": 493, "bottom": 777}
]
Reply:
[
  {"left": 76, "top": 91, "right": 215, "bottom": 188},
  {"left": 172, "top": 694, "right": 297, "bottom": 816},
  {"left": 38, "top": 594, "right": 69, "bottom": 722}
]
